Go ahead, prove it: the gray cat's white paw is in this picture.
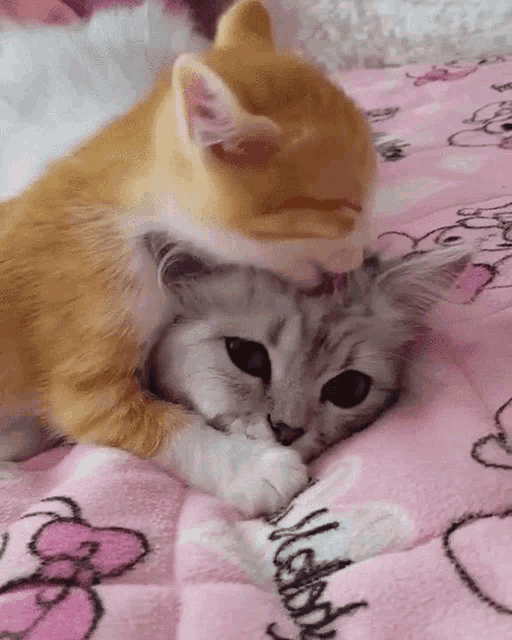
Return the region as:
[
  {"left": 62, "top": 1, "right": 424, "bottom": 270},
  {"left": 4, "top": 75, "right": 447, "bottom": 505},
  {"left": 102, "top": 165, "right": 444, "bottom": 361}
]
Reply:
[
  {"left": 222, "top": 445, "right": 309, "bottom": 518},
  {"left": 229, "top": 415, "right": 275, "bottom": 441}
]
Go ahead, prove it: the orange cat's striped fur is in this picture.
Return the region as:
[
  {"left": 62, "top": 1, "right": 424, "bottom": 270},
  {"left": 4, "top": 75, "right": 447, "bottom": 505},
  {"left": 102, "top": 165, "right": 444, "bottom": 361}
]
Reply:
[{"left": 0, "top": 0, "right": 375, "bottom": 460}]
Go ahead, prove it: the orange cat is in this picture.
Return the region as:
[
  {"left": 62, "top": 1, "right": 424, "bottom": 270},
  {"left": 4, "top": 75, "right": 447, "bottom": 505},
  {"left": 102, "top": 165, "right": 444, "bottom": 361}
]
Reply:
[{"left": 0, "top": 0, "right": 375, "bottom": 476}]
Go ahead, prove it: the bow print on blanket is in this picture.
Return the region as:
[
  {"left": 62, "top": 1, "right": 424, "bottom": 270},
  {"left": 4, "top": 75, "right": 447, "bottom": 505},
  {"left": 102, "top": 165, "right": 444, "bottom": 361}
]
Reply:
[{"left": 0, "top": 494, "right": 149, "bottom": 638}]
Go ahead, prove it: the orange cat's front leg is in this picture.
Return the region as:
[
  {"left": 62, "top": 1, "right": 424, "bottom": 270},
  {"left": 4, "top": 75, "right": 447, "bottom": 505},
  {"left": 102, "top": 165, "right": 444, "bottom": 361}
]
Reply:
[
  {"left": 30, "top": 297, "right": 188, "bottom": 457},
  {"left": 44, "top": 370, "right": 189, "bottom": 457},
  {"left": 34, "top": 304, "right": 184, "bottom": 459},
  {"left": 10, "top": 217, "right": 191, "bottom": 458}
]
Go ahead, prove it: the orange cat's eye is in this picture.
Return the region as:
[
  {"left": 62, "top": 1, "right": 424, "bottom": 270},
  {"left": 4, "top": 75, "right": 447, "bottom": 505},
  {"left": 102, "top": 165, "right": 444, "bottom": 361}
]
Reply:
[
  {"left": 280, "top": 196, "right": 362, "bottom": 214},
  {"left": 210, "top": 138, "right": 279, "bottom": 167}
]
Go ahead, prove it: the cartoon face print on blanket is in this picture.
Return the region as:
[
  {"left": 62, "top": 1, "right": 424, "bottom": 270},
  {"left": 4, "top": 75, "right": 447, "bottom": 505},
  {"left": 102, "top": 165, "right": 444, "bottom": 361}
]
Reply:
[
  {"left": 365, "top": 107, "right": 409, "bottom": 162},
  {"left": 448, "top": 101, "right": 512, "bottom": 149},
  {"left": 0, "top": 496, "right": 149, "bottom": 639},
  {"left": 378, "top": 197, "right": 512, "bottom": 305},
  {"left": 406, "top": 56, "right": 506, "bottom": 87}
]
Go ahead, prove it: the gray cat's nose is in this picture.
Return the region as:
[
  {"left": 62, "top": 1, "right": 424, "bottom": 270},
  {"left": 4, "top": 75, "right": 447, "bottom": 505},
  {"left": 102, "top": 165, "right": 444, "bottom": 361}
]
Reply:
[{"left": 270, "top": 420, "right": 305, "bottom": 446}]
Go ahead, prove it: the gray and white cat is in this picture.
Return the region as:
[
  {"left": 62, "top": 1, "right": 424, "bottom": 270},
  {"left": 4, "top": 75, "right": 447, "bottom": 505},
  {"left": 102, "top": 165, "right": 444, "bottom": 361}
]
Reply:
[
  {"left": 143, "top": 233, "right": 470, "bottom": 511},
  {"left": 0, "top": 233, "right": 469, "bottom": 518}
]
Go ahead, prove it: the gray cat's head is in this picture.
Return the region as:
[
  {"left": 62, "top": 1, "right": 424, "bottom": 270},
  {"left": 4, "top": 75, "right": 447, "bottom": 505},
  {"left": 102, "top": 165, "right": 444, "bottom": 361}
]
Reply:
[{"left": 143, "top": 233, "right": 470, "bottom": 461}]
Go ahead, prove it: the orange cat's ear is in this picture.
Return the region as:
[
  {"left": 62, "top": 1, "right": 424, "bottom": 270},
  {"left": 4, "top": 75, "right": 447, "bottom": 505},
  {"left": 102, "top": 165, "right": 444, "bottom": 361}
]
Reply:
[
  {"left": 173, "top": 54, "right": 281, "bottom": 164},
  {"left": 214, "top": 0, "right": 274, "bottom": 51}
]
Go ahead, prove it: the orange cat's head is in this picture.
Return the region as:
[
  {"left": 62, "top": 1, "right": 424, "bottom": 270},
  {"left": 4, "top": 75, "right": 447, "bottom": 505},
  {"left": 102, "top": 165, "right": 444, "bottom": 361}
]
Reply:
[{"left": 142, "top": 0, "right": 376, "bottom": 279}]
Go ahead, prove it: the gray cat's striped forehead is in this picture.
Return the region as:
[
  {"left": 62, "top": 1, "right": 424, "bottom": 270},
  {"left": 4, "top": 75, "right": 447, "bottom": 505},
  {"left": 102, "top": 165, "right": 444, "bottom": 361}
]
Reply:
[
  {"left": 168, "top": 263, "right": 301, "bottom": 320},
  {"left": 161, "top": 250, "right": 396, "bottom": 359},
  {"left": 197, "top": 264, "right": 388, "bottom": 372}
]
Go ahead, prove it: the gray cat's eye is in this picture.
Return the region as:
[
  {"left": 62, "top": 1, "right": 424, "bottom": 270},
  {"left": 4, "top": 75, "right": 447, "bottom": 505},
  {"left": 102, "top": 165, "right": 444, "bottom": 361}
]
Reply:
[
  {"left": 320, "top": 370, "right": 372, "bottom": 409},
  {"left": 225, "top": 337, "right": 271, "bottom": 384}
]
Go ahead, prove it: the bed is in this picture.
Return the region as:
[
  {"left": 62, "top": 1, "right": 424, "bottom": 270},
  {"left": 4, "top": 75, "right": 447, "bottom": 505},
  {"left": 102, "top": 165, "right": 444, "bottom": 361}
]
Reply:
[{"left": 2, "top": 1, "right": 512, "bottom": 638}]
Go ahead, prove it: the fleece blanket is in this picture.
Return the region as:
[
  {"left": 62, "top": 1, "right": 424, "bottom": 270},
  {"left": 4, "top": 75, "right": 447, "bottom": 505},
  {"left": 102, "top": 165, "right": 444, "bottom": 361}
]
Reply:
[
  {"left": 3, "top": 6, "right": 512, "bottom": 640},
  {"left": 271, "top": 0, "right": 512, "bottom": 72}
]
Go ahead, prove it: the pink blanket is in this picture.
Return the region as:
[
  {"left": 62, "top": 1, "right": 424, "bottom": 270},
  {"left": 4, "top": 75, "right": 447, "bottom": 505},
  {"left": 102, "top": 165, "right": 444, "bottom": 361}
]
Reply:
[{"left": 2, "top": 2, "right": 512, "bottom": 637}]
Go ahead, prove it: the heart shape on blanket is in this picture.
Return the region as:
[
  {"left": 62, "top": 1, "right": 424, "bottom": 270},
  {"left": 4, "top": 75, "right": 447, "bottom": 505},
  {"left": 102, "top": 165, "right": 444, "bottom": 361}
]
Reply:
[
  {"left": 0, "top": 582, "right": 100, "bottom": 640},
  {"left": 472, "top": 397, "right": 512, "bottom": 470},
  {"left": 444, "top": 510, "right": 512, "bottom": 614}
]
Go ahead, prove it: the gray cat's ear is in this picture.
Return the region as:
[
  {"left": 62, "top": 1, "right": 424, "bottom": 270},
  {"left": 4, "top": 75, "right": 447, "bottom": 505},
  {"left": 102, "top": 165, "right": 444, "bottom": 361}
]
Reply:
[
  {"left": 143, "top": 233, "right": 214, "bottom": 290},
  {"left": 371, "top": 247, "right": 472, "bottom": 325},
  {"left": 143, "top": 232, "right": 176, "bottom": 264},
  {"left": 158, "top": 250, "right": 214, "bottom": 290},
  {"left": 172, "top": 54, "right": 281, "bottom": 164},
  {"left": 336, "top": 250, "right": 382, "bottom": 306}
]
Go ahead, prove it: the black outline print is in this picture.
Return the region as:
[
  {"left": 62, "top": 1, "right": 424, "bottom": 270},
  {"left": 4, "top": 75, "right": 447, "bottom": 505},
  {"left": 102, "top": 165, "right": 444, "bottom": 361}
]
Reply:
[
  {"left": 378, "top": 200, "right": 512, "bottom": 301},
  {"left": 379, "top": 234, "right": 498, "bottom": 304},
  {"left": 472, "top": 397, "right": 512, "bottom": 470},
  {"left": 0, "top": 495, "right": 150, "bottom": 640},
  {"left": 377, "top": 234, "right": 495, "bottom": 303},
  {"left": 266, "top": 508, "right": 368, "bottom": 640},
  {"left": 444, "top": 509, "right": 512, "bottom": 615},
  {"left": 492, "top": 82, "right": 512, "bottom": 93},
  {"left": 366, "top": 107, "right": 399, "bottom": 124},
  {"left": 0, "top": 532, "right": 8, "bottom": 563},
  {"left": 448, "top": 101, "right": 512, "bottom": 148},
  {"left": 374, "top": 134, "right": 410, "bottom": 162}
]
